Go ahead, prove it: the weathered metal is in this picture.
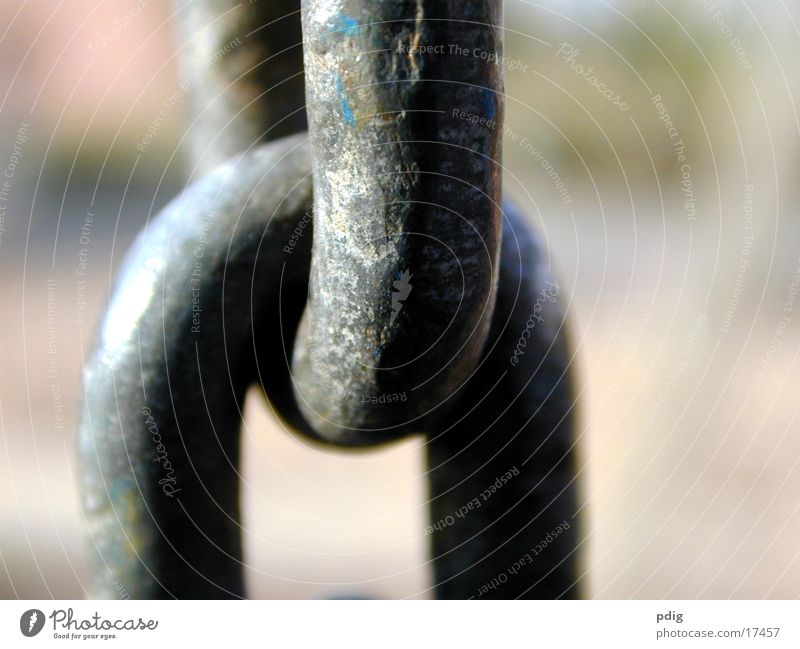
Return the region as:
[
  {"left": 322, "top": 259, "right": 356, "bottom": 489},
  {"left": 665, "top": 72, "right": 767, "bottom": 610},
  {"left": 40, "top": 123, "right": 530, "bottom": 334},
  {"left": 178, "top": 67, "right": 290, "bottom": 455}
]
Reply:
[
  {"left": 292, "top": 0, "right": 503, "bottom": 445},
  {"left": 427, "top": 201, "right": 580, "bottom": 599},
  {"left": 78, "top": 0, "right": 581, "bottom": 599},
  {"left": 79, "top": 135, "right": 314, "bottom": 598},
  {"left": 175, "top": 0, "right": 306, "bottom": 172}
]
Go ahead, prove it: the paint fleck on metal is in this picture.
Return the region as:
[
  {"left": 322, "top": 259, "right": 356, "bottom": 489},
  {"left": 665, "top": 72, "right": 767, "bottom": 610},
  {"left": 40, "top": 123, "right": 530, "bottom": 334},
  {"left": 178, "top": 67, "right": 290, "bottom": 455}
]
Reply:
[
  {"left": 484, "top": 87, "right": 496, "bottom": 120},
  {"left": 335, "top": 74, "right": 357, "bottom": 126},
  {"left": 332, "top": 14, "right": 359, "bottom": 36}
]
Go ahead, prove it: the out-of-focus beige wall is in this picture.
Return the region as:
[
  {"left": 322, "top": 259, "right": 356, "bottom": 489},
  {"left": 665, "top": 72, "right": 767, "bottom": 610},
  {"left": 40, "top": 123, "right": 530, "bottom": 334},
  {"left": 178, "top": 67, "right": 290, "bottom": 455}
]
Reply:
[{"left": 1, "top": 0, "right": 799, "bottom": 598}]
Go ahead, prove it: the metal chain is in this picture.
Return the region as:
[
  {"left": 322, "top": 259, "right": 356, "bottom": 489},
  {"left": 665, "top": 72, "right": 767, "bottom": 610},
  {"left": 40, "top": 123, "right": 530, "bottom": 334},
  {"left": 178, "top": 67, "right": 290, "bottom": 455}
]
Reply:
[
  {"left": 78, "top": 0, "right": 580, "bottom": 599},
  {"left": 292, "top": 0, "right": 503, "bottom": 444}
]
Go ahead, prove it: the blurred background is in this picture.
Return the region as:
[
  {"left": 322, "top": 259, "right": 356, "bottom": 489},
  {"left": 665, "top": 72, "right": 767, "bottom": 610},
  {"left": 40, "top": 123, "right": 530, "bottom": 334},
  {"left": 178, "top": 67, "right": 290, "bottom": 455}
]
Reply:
[{"left": 1, "top": 0, "right": 799, "bottom": 599}]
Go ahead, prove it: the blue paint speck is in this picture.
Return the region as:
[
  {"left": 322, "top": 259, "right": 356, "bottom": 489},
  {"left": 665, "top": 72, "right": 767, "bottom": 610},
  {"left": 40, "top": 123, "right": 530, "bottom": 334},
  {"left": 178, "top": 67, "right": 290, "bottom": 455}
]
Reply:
[
  {"left": 332, "top": 14, "right": 360, "bottom": 37},
  {"left": 484, "top": 88, "right": 496, "bottom": 120},
  {"left": 336, "top": 75, "right": 356, "bottom": 127}
]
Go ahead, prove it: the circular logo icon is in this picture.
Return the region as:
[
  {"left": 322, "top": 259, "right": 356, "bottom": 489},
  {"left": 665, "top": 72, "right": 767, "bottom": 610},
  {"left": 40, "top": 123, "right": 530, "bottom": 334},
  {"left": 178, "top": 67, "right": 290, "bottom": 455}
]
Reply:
[{"left": 20, "top": 609, "right": 45, "bottom": 637}]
